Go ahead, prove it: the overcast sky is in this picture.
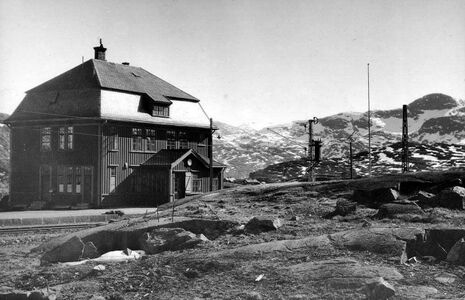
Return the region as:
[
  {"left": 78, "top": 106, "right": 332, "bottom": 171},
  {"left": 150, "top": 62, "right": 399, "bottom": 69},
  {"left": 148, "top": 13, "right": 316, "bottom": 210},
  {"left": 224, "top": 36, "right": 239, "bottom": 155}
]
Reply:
[{"left": 1, "top": 0, "right": 464, "bottom": 128}]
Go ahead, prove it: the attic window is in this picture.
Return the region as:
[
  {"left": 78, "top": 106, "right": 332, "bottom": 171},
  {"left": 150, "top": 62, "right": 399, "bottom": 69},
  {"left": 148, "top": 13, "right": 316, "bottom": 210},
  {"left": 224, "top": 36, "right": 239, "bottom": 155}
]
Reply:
[
  {"left": 152, "top": 105, "right": 169, "bottom": 117},
  {"left": 131, "top": 72, "right": 141, "bottom": 78}
]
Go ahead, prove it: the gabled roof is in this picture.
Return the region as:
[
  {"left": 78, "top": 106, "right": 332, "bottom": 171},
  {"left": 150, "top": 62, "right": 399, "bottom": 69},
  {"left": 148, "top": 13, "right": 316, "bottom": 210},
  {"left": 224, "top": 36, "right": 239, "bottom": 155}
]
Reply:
[
  {"left": 27, "top": 59, "right": 199, "bottom": 104},
  {"left": 141, "top": 149, "right": 226, "bottom": 168}
]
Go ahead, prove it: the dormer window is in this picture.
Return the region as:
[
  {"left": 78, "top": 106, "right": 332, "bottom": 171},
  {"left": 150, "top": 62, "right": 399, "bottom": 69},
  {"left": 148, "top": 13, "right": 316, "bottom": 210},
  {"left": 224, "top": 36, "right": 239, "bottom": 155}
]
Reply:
[
  {"left": 138, "top": 95, "right": 170, "bottom": 117},
  {"left": 152, "top": 105, "right": 169, "bottom": 117}
]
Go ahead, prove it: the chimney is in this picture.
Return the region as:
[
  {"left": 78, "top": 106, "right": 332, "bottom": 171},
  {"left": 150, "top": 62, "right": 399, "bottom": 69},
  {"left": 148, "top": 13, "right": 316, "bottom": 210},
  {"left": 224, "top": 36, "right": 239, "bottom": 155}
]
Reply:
[{"left": 93, "top": 39, "right": 107, "bottom": 61}]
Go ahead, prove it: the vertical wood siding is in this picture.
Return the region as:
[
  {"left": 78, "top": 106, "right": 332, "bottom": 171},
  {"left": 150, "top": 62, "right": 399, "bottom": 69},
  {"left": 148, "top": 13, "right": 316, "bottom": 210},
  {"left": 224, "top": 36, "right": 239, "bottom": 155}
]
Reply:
[
  {"left": 10, "top": 123, "right": 100, "bottom": 206},
  {"left": 100, "top": 122, "right": 212, "bottom": 205}
]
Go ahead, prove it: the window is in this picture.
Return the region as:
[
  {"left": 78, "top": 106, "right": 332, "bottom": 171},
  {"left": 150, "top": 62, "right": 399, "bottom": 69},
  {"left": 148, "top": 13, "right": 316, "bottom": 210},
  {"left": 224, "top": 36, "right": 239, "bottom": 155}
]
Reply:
[
  {"left": 57, "top": 166, "right": 65, "bottom": 192},
  {"left": 66, "top": 167, "right": 73, "bottom": 193},
  {"left": 109, "top": 127, "right": 118, "bottom": 150},
  {"left": 167, "top": 130, "right": 176, "bottom": 149},
  {"left": 109, "top": 167, "right": 117, "bottom": 192},
  {"left": 132, "top": 128, "right": 143, "bottom": 151},
  {"left": 75, "top": 167, "right": 81, "bottom": 193},
  {"left": 152, "top": 105, "right": 169, "bottom": 117},
  {"left": 179, "top": 131, "right": 188, "bottom": 149},
  {"left": 58, "top": 126, "right": 73, "bottom": 150},
  {"left": 146, "top": 129, "right": 156, "bottom": 151},
  {"left": 59, "top": 127, "right": 66, "bottom": 150},
  {"left": 67, "top": 127, "right": 73, "bottom": 150},
  {"left": 40, "top": 127, "right": 51, "bottom": 151}
]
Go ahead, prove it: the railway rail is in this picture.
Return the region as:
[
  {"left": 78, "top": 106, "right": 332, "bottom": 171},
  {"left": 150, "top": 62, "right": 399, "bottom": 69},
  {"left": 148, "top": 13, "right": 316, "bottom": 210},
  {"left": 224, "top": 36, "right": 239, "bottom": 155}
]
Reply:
[{"left": 0, "top": 222, "right": 105, "bottom": 234}]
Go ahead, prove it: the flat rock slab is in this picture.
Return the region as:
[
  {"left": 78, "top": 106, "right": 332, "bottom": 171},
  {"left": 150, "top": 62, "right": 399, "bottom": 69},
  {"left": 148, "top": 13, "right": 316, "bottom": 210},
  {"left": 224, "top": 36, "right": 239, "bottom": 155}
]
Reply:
[
  {"left": 396, "top": 285, "right": 438, "bottom": 299},
  {"left": 214, "top": 227, "right": 424, "bottom": 263},
  {"left": 330, "top": 227, "right": 425, "bottom": 262},
  {"left": 37, "top": 217, "right": 238, "bottom": 264},
  {"left": 282, "top": 258, "right": 403, "bottom": 289},
  {"left": 376, "top": 202, "right": 424, "bottom": 218},
  {"left": 216, "top": 234, "right": 333, "bottom": 256}
]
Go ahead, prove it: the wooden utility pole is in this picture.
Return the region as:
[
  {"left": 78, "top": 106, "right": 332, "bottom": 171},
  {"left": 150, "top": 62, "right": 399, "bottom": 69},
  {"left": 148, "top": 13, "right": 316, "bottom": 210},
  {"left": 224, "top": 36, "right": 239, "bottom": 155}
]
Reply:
[
  {"left": 367, "top": 63, "right": 372, "bottom": 177},
  {"left": 349, "top": 139, "right": 353, "bottom": 179},
  {"left": 402, "top": 105, "right": 409, "bottom": 173},
  {"left": 307, "top": 117, "right": 319, "bottom": 182},
  {"left": 209, "top": 118, "right": 214, "bottom": 191}
]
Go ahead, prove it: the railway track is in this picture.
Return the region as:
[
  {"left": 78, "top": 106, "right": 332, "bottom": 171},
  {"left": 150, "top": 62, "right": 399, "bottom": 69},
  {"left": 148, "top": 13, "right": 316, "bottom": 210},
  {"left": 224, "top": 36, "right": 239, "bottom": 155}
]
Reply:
[{"left": 0, "top": 222, "right": 105, "bottom": 234}]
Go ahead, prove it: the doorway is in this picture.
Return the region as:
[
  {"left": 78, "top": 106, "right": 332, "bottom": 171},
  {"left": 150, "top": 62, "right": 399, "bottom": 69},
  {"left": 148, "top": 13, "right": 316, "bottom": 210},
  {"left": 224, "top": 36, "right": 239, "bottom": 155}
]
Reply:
[
  {"left": 39, "top": 165, "right": 51, "bottom": 202},
  {"left": 173, "top": 172, "right": 186, "bottom": 199},
  {"left": 83, "top": 166, "right": 93, "bottom": 204}
]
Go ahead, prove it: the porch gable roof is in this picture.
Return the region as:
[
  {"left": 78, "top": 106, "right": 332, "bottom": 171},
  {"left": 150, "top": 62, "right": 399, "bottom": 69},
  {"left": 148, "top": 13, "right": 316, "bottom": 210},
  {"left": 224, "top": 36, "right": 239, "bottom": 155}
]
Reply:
[{"left": 141, "top": 149, "right": 226, "bottom": 169}]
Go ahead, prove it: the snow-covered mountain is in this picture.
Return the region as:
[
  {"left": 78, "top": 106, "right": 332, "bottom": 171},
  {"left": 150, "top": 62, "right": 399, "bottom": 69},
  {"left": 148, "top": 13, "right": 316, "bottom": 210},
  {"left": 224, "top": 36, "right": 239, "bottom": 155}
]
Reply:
[{"left": 214, "top": 93, "right": 465, "bottom": 178}]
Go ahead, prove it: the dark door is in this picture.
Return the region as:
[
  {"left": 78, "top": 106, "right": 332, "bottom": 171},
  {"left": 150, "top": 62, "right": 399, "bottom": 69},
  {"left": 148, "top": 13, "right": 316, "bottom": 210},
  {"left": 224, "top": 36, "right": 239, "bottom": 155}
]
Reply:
[
  {"left": 83, "top": 166, "right": 93, "bottom": 203},
  {"left": 40, "top": 167, "right": 51, "bottom": 202},
  {"left": 174, "top": 172, "right": 186, "bottom": 199}
]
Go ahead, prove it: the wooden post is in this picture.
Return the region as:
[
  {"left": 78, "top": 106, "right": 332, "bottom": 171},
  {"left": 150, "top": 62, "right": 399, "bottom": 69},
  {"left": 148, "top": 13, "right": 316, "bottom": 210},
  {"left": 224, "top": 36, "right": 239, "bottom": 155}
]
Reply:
[
  {"left": 209, "top": 118, "right": 214, "bottom": 191},
  {"left": 349, "top": 140, "right": 353, "bottom": 179},
  {"left": 367, "top": 63, "right": 372, "bottom": 177},
  {"left": 402, "top": 104, "right": 409, "bottom": 173}
]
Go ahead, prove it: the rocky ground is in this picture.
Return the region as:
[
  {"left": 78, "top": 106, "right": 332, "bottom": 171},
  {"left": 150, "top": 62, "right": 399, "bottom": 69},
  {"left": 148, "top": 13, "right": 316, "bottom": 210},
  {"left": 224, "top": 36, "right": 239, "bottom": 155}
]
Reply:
[{"left": 2, "top": 171, "right": 465, "bottom": 299}]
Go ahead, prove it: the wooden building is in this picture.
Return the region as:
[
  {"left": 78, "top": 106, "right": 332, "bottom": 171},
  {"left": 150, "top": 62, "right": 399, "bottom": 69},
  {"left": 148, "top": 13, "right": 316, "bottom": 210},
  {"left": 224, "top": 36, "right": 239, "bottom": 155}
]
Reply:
[{"left": 5, "top": 42, "right": 225, "bottom": 208}]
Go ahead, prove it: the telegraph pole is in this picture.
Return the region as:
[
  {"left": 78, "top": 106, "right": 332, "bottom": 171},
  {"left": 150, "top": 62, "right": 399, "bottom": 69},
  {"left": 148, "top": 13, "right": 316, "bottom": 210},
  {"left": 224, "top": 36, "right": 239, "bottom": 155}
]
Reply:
[
  {"left": 367, "top": 63, "right": 372, "bottom": 177},
  {"left": 209, "top": 118, "right": 214, "bottom": 191},
  {"left": 402, "top": 105, "right": 409, "bottom": 173},
  {"left": 307, "top": 117, "right": 319, "bottom": 182}
]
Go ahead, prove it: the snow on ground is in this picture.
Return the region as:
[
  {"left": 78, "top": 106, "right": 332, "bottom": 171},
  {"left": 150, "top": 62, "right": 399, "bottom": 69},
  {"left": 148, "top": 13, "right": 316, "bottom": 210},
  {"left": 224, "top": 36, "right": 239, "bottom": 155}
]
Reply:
[
  {"left": 378, "top": 153, "right": 400, "bottom": 165},
  {"left": 411, "top": 153, "right": 439, "bottom": 161}
]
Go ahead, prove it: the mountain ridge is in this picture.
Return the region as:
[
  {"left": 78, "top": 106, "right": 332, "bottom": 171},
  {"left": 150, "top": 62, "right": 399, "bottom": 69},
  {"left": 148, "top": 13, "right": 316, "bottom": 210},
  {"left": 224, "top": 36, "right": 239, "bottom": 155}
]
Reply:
[{"left": 214, "top": 93, "right": 465, "bottom": 178}]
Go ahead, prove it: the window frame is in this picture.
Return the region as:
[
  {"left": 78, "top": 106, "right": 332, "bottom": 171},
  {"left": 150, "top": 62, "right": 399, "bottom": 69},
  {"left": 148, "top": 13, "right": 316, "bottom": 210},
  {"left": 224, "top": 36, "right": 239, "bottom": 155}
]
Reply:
[
  {"left": 40, "top": 127, "right": 52, "bottom": 151},
  {"left": 152, "top": 105, "right": 170, "bottom": 117},
  {"left": 146, "top": 129, "right": 157, "bottom": 152},
  {"left": 109, "top": 166, "right": 117, "bottom": 193},
  {"left": 131, "top": 128, "right": 143, "bottom": 151},
  {"left": 57, "top": 126, "right": 74, "bottom": 151},
  {"left": 179, "top": 131, "right": 188, "bottom": 149},
  {"left": 109, "top": 126, "right": 118, "bottom": 151},
  {"left": 166, "top": 130, "right": 177, "bottom": 150}
]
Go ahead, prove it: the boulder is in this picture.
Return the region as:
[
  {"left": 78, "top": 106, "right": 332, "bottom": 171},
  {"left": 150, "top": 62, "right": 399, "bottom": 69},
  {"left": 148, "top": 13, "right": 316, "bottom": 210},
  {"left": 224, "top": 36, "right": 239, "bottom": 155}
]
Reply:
[
  {"left": 438, "top": 186, "right": 465, "bottom": 209},
  {"left": 139, "top": 228, "right": 206, "bottom": 254},
  {"left": 409, "top": 191, "right": 437, "bottom": 208},
  {"left": 324, "top": 199, "right": 356, "bottom": 218},
  {"left": 352, "top": 188, "right": 399, "bottom": 207},
  {"left": 244, "top": 291, "right": 263, "bottom": 300},
  {"left": 446, "top": 238, "right": 465, "bottom": 265},
  {"left": 422, "top": 228, "right": 465, "bottom": 259},
  {"left": 41, "top": 236, "right": 86, "bottom": 265},
  {"left": 81, "top": 242, "right": 99, "bottom": 259},
  {"left": 28, "top": 291, "right": 49, "bottom": 300},
  {"left": 434, "top": 272, "right": 458, "bottom": 284},
  {"left": 364, "top": 277, "right": 396, "bottom": 300},
  {"left": 334, "top": 199, "right": 356, "bottom": 216},
  {"left": 244, "top": 217, "right": 282, "bottom": 234},
  {"left": 376, "top": 202, "right": 424, "bottom": 218}
]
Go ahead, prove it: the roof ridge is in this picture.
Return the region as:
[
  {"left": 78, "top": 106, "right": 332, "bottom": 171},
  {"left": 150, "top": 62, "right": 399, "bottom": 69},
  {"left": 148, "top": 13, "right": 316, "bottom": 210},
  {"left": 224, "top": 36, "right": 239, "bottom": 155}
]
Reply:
[{"left": 90, "top": 59, "right": 103, "bottom": 88}]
